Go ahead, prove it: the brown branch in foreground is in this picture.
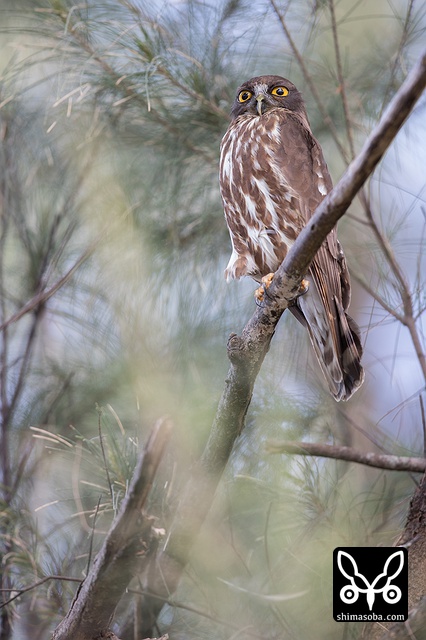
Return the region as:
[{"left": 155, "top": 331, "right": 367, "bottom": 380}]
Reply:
[
  {"left": 266, "top": 440, "right": 426, "bottom": 473},
  {"left": 126, "top": 49, "right": 426, "bottom": 640},
  {"left": 51, "top": 417, "right": 172, "bottom": 640}
]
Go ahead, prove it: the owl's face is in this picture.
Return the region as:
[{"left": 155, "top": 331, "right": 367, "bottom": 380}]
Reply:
[{"left": 230, "top": 75, "right": 305, "bottom": 120}]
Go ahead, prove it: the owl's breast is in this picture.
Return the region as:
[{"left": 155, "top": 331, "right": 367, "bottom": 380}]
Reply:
[{"left": 220, "top": 114, "right": 304, "bottom": 278}]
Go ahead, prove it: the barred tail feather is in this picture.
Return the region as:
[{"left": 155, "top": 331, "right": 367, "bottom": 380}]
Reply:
[
  {"left": 335, "top": 298, "right": 364, "bottom": 399},
  {"left": 294, "top": 283, "right": 364, "bottom": 401}
]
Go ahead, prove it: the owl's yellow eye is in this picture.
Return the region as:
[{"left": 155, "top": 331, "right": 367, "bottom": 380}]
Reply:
[
  {"left": 271, "top": 86, "right": 289, "bottom": 97},
  {"left": 238, "top": 90, "right": 252, "bottom": 103}
]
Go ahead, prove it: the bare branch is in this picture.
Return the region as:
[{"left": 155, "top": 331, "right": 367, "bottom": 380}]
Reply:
[
  {"left": 266, "top": 440, "right": 426, "bottom": 473},
  {"left": 351, "top": 271, "right": 405, "bottom": 323}
]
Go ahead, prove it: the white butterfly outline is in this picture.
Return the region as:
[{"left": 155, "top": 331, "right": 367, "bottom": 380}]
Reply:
[{"left": 337, "top": 549, "right": 404, "bottom": 611}]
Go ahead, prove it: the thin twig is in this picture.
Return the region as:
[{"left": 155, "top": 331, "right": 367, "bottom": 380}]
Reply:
[
  {"left": 97, "top": 406, "right": 113, "bottom": 500},
  {"left": 420, "top": 395, "right": 426, "bottom": 459},
  {"left": 361, "top": 195, "right": 413, "bottom": 317},
  {"left": 264, "top": 501, "right": 274, "bottom": 585},
  {"left": 403, "top": 314, "right": 426, "bottom": 384},
  {"left": 269, "top": 0, "right": 349, "bottom": 162},
  {"left": 0, "top": 199, "right": 136, "bottom": 333},
  {"left": 266, "top": 440, "right": 426, "bottom": 473},
  {"left": 0, "top": 139, "right": 11, "bottom": 498},
  {"left": 0, "top": 242, "right": 95, "bottom": 332},
  {"left": 359, "top": 191, "right": 426, "bottom": 381},
  {"left": 58, "top": 11, "right": 215, "bottom": 162},
  {"left": 380, "top": 0, "right": 415, "bottom": 116},
  {"left": 86, "top": 494, "right": 102, "bottom": 577},
  {"left": 260, "top": 502, "right": 291, "bottom": 634},
  {"left": 0, "top": 575, "right": 82, "bottom": 609},
  {"left": 72, "top": 441, "right": 92, "bottom": 535},
  {"left": 328, "top": 0, "right": 355, "bottom": 158},
  {"left": 351, "top": 271, "right": 404, "bottom": 323},
  {"left": 3, "top": 310, "right": 41, "bottom": 436}
]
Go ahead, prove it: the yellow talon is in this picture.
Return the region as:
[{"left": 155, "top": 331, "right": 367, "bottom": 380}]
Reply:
[
  {"left": 298, "top": 278, "right": 309, "bottom": 296},
  {"left": 254, "top": 272, "right": 275, "bottom": 301}
]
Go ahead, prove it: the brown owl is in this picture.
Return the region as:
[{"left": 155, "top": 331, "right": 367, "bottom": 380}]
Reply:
[{"left": 219, "top": 75, "right": 364, "bottom": 400}]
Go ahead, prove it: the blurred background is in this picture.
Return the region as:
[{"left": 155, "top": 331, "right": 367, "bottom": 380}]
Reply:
[{"left": 0, "top": 0, "right": 425, "bottom": 638}]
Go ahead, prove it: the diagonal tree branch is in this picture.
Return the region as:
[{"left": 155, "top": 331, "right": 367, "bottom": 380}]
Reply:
[{"left": 129, "top": 48, "right": 426, "bottom": 639}]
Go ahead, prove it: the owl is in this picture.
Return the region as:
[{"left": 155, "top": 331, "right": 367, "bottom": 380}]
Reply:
[{"left": 219, "top": 75, "right": 364, "bottom": 401}]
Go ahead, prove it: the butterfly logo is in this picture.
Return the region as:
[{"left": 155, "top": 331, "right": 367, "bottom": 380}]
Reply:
[{"left": 337, "top": 549, "right": 404, "bottom": 611}]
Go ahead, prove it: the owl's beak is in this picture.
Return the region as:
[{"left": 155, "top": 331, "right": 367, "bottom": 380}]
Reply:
[{"left": 256, "top": 93, "right": 266, "bottom": 116}]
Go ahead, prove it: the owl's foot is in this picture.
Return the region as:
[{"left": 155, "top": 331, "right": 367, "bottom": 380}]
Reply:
[
  {"left": 298, "top": 278, "right": 309, "bottom": 296},
  {"left": 255, "top": 275, "right": 309, "bottom": 304},
  {"left": 254, "top": 272, "right": 275, "bottom": 302},
  {"left": 288, "top": 278, "right": 310, "bottom": 307}
]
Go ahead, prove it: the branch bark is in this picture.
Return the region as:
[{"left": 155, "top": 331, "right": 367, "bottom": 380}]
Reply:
[
  {"left": 127, "top": 49, "right": 426, "bottom": 639},
  {"left": 266, "top": 440, "right": 426, "bottom": 473},
  {"left": 51, "top": 417, "right": 172, "bottom": 640}
]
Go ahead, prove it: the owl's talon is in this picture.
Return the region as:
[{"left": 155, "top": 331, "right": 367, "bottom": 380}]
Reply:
[
  {"left": 298, "top": 278, "right": 309, "bottom": 296},
  {"left": 254, "top": 272, "right": 275, "bottom": 302}
]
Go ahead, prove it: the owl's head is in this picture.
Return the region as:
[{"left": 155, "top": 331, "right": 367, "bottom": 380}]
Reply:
[{"left": 230, "top": 75, "right": 306, "bottom": 120}]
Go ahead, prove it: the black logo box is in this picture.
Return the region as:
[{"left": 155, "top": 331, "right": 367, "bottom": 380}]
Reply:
[{"left": 333, "top": 547, "right": 408, "bottom": 621}]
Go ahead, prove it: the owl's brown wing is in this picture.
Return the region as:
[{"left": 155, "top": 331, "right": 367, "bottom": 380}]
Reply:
[{"left": 277, "top": 118, "right": 364, "bottom": 399}]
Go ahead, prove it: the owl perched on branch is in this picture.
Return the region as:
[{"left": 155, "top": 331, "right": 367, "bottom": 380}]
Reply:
[{"left": 219, "top": 75, "right": 364, "bottom": 401}]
